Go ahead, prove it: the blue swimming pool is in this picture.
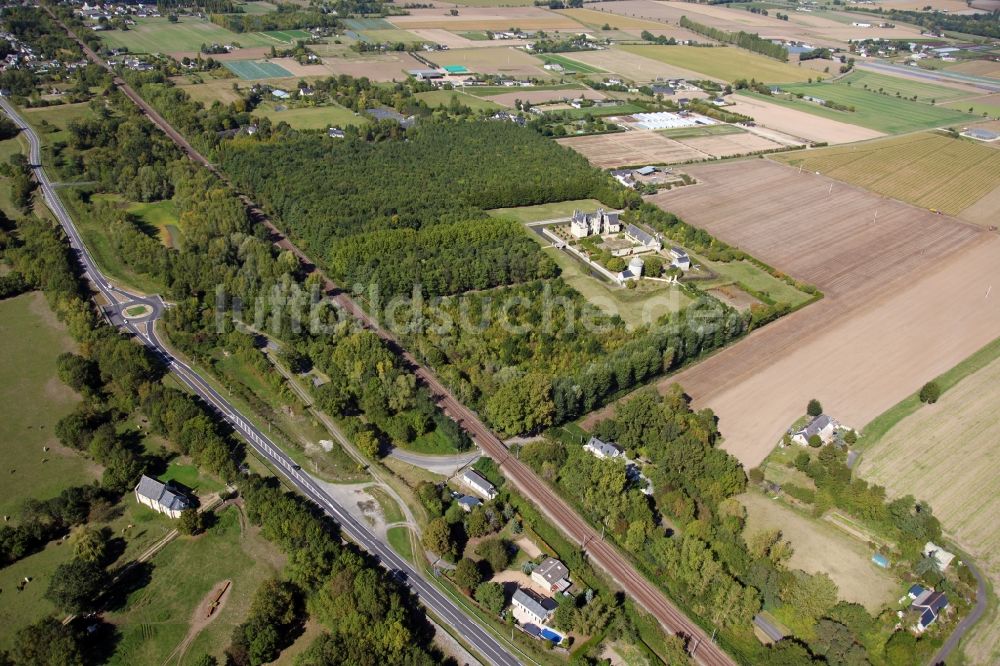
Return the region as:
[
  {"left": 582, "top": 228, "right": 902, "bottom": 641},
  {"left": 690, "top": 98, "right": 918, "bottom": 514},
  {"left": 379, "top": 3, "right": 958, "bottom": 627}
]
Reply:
[{"left": 539, "top": 627, "right": 562, "bottom": 643}]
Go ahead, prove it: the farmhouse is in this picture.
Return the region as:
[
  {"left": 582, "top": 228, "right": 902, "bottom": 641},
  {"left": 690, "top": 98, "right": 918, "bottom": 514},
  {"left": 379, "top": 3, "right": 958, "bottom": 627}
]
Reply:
[
  {"left": 625, "top": 224, "right": 663, "bottom": 251},
  {"left": 670, "top": 246, "right": 691, "bottom": 271},
  {"left": 531, "top": 557, "right": 571, "bottom": 593},
  {"left": 610, "top": 169, "right": 636, "bottom": 188},
  {"left": 923, "top": 542, "right": 956, "bottom": 570},
  {"left": 570, "top": 208, "right": 621, "bottom": 238},
  {"left": 460, "top": 469, "right": 497, "bottom": 500},
  {"left": 511, "top": 587, "right": 554, "bottom": 626},
  {"left": 910, "top": 589, "right": 949, "bottom": 633},
  {"left": 791, "top": 414, "right": 838, "bottom": 446},
  {"left": 134, "top": 475, "right": 190, "bottom": 519},
  {"left": 584, "top": 436, "right": 623, "bottom": 459}
]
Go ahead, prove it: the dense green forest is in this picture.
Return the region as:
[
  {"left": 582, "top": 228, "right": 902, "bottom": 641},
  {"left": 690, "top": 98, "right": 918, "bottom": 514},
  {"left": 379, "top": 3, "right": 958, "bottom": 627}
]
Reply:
[
  {"left": 679, "top": 16, "right": 789, "bottom": 61},
  {"left": 218, "top": 121, "right": 620, "bottom": 297}
]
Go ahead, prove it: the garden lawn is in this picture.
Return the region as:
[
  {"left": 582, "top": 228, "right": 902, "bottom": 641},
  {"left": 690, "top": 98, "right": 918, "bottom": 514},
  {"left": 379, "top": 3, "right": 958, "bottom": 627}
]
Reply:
[
  {"left": 763, "top": 85, "right": 977, "bottom": 133},
  {"left": 157, "top": 459, "right": 226, "bottom": 496},
  {"left": 98, "top": 17, "right": 274, "bottom": 53},
  {"left": 487, "top": 198, "right": 606, "bottom": 222},
  {"left": 0, "top": 292, "right": 93, "bottom": 518},
  {"left": 386, "top": 526, "right": 415, "bottom": 562},
  {"left": 106, "top": 507, "right": 284, "bottom": 666},
  {"left": 621, "top": 45, "right": 811, "bottom": 84},
  {"left": 253, "top": 101, "right": 369, "bottom": 129}
]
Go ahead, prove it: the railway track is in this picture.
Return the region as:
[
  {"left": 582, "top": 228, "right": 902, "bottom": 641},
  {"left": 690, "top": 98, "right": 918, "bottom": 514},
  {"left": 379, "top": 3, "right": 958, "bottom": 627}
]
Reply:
[{"left": 51, "top": 12, "right": 737, "bottom": 664}]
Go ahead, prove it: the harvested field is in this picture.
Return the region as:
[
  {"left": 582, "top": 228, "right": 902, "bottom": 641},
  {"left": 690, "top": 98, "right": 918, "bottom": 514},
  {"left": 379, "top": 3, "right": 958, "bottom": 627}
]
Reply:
[
  {"left": 648, "top": 160, "right": 980, "bottom": 296},
  {"left": 558, "top": 7, "right": 704, "bottom": 40},
  {"left": 434, "top": 47, "right": 546, "bottom": 76},
  {"left": 388, "top": 6, "right": 583, "bottom": 31},
  {"left": 740, "top": 492, "right": 897, "bottom": 611},
  {"left": 408, "top": 28, "right": 527, "bottom": 48},
  {"left": 620, "top": 45, "right": 811, "bottom": 84},
  {"left": 583, "top": 160, "right": 998, "bottom": 471},
  {"left": 773, "top": 132, "right": 1000, "bottom": 219},
  {"left": 858, "top": 354, "right": 1000, "bottom": 664},
  {"left": 728, "top": 93, "right": 885, "bottom": 144},
  {"left": 946, "top": 59, "right": 1000, "bottom": 80},
  {"left": 557, "top": 130, "right": 704, "bottom": 168},
  {"left": 567, "top": 48, "right": 713, "bottom": 83},
  {"left": 485, "top": 87, "right": 603, "bottom": 106},
  {"left": 318, "top": 52, "right": 426, "bottom": 81},
  {"left": 674, "top": 131, "right": 784, "bottom": 157}
]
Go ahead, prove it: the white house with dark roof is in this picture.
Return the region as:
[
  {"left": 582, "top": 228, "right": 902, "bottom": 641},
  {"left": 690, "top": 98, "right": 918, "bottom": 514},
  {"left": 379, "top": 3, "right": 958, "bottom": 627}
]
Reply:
[
  {"left": 670, "top": 246, "right": 691, "bottom": 271},
  {"left": 530, "top": 557, "right": 571, "bottom": 593},
  {"left": 511, "top": 587, "right": 554, "bottom": 626},
  {"left": 569, "top": 209, "right": 621, "bottom": 238},
  {"left": 584, "top": 436, "right": 623, "bottom": 460},
  {"left": 460, "top": 469, "right": 497, "bottom": 500},
  {"left": 134, "top": 475, "right": 190, "bottom": 519},
  {"left": 791, "top": 414, "right": 838, "bottom": 446},
  {"left": 625, "top": 223, "right": 663, "bottom": 251}
]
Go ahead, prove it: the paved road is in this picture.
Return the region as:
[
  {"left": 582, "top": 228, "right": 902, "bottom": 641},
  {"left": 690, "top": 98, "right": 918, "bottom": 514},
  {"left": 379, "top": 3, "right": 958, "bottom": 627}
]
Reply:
[
  {"left": 859, "top": 61, "right": 1000, "bottom": 94},
  {"left": 930, "top": 558, "right": 988, "bottom": 665},
  {"left": 0, "top": 97, "right": 522, "bottom": 666},
  {"left": 50, "top": 15, "right": 737, "bottom": 663}
]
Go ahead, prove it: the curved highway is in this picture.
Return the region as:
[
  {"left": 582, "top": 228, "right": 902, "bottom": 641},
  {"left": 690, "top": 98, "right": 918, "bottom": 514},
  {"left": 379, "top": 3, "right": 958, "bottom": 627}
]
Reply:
[{"left": 0, "top": 97, "right": 522, "bottom": 666}]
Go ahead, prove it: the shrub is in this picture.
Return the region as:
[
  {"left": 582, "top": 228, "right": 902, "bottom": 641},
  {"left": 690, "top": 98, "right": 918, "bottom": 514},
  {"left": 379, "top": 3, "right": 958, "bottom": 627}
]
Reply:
[
  {"left": 919, "top": 381, "right": 941, "bottom": 404},
  {"left": 807, "top": 399, "right": 823, "bottom": 417}
]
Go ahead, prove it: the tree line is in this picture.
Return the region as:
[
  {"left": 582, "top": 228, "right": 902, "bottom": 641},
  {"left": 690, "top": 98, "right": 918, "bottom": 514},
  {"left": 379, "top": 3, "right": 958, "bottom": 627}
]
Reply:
[{"left": 679, "top": 16, "right": 789, "bottom": 61}]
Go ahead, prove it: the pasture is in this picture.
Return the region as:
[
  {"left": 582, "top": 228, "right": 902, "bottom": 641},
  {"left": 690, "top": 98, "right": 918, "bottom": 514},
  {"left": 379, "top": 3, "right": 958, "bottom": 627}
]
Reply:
[
  {"left": 97, "top": 17, "right": 274, "bottom": 53},
  {"left": 741, "top": 492, "right": 898, "bottom": 612},
  {"left": 176, "top": 79, "right": 244, "bottom": 106},
  {"left": 943, "top": 92, "right": 1000, "bottom": 118},
  {"left": 548, "top": 102, "right": 646, "bottom": 119},
  {"left": 253, "top": 101, "right": 369, "bottom": 129},
  {"left": 538, "top": 53, "right": 605, "bottom": 74},
  {"left": 433, "top": 47, "right": 545, "bottom": 76},
  {"left": 224, "top": 59, "right": 294, "bottom": 79},
  {"left": 773, "top": 82, "right": 977, "bottom": 133},
  {"left": 107, "top": 507, "right": 284, "bottom": 665},
  {"left": 260, "top": 29, "right": 312, "bottom": 43},
  {"left": 772, "top": 132, "right": 1000, "bottom": 219},
  {"left": 0, "top": 292, "right": 91, "bottom": 518},
  {"left": 127, "top": 199, "right": 182, "bottom": 248},
  {"left": 557, "top": 131, "right": 704, "bottom": 168},
  {"left": 857, "top": 351, "right": 1000, "bottom": 664},
  {"left": 620, "top": 45, "right": 811, "bottom": 83},
  {"left": 21, "top": 102, "right": 96, "bottom": 146},
  {"left": 840, "top": 69, "right": 971, "bottom": 103}
]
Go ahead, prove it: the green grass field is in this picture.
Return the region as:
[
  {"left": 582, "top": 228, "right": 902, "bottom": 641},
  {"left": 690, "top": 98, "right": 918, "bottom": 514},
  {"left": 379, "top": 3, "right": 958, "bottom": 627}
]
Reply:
[
  {"left": 254, "top": 101, "right": 369, "bottom": 129},
  {"left": 224, "top": 59, "right": 294, "bottom": 80},
  {"left": 538, "top": 53, "right": 605, "bottom": 74},
  {"left": 487, "top": 198, "right": 606, "bottom": 222},
  {"left": 127, "top": 199, "right": 183, "bottom": 248},
  {"left": 398, "top": 427, "right": 463, "bottom": 454},
  {"left": 98, "top": 17, "right": 275, "bottom": 53},
  {"left": 176, "top": 79, "right": 244, "bottom": 106},
  {"left": 700, "top": 259, "right": 813, "bottom": 308},
  {"left": 260, "top": 29, "right": 312, "bottom": 44},
  {"left": 342, "top": 18, "right": 396, "bottom": 30},
  {"left": 368, "top": 487, "right": 405, "bottom": 524},
  {"left": 770, "top": 83, "right": 977, "bottom": 133},
  {"left": 0, "top": 292, "right": 91, "bottom": 518},
  {"left": 358, "top": 29, "right": 425, "bottom": 44},
  {"left": 773, "top": 132, "right": 1000, "bottom": 215},
  {"left": 839, "top": 69, "right": 970, "bottom": 103},
  {"left": 943, "top": 94, "right": 1000, "bottom": 118},
  {"left": 415, "top": 89, "right": 503, "bottom": 111},
  {"left": 543, "top": 246, "right": 690, "bottom": 329},
  {"left": 107, "top": 507, "right": 283, "bottom": 665},
  {"left": 458, "top": 31, "right": 491, "bottom": 41},
  {"left": 158, "top": 460, "right": 226, "bottom": 495},
  {"left": 621, "top": 45, "right": 811, "bottom": 84},
  {"left": 464, "top": 83, "right": 588, "bottom": 98},
  {"left": 21, "top": 102, "right": 96, "bottom": 146},
  {"left": 386, "top": 526, "right": 415, "bottom": 563},
  {"left": 657, "top": 124, "right": 745, "bottom": 139}
]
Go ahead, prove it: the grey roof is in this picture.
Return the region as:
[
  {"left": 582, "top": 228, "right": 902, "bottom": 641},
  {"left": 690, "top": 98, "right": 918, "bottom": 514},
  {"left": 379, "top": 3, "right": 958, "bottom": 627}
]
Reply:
[
  {"left": 605, "top": 211, "right": 619, "bottom": 224},
  {"left": 135, "top": 475, "right": 189, "bottom": 512},
  {"left": 635, "top": 166, "right": 656, "bottom": 176},
  {"left": 408, "top": 68, "right": 442, "bottom": 78},
  {"left": 513, "top": 588, "right": 551, "bottom": 620},
  {"left": 534, "top": 557, "right": 569, "bottom": 584},
  {"left": 967, "top": 128, "right": 998, "bottom": 140},
  {"left": 461, "top": 469, "right": 496, "bottom": 497},
  {"left": 798, "top": 414, "right": 832, "bottom": 438},
  {"left": 366, "top": 106, "right": 407, "bottom": 123},
  {"left": 585, "top": 436, "right": 621, "bottom": 458},
  {"left": 626, "top": 223, "right": 658, "bottom": 247},
  {"left": 629, "top": 256, "right": 644, "bottom": 268},
  {"left": 457, "top": 495, "right": 482, "bottom": 508}
]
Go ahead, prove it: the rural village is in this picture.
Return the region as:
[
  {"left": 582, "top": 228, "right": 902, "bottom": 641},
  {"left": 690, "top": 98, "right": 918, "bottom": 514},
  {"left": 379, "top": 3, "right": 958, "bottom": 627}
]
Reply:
[{"left": 0, "top": 0, "right": 998, "bottom": 665}]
